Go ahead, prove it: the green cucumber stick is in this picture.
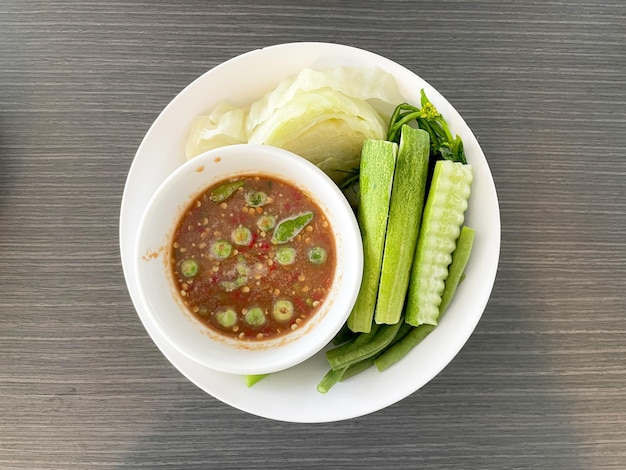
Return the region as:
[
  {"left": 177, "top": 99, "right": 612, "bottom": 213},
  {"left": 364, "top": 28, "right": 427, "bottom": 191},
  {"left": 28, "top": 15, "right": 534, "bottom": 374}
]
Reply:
[
  {"left": 405, "top": 160, "right": 473, "bottom": 327},
  {"left": 374, "top": 126, "right": 430, "bottom": 325},
  {"left": 439, "top": 225, "right": 475, "bottom": 315},
  {"left": 347, "top": 140, "right": 398, "bottom": 333}
]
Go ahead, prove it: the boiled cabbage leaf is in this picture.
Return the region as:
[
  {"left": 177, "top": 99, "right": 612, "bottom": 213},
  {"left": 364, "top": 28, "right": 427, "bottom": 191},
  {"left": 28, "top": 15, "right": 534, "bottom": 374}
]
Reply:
[
  {"left": 185, "top": 102, "right": 247, "bottom": 160},
  {"left": 185, "top": 66, "right": 403, "bottom": 185}
]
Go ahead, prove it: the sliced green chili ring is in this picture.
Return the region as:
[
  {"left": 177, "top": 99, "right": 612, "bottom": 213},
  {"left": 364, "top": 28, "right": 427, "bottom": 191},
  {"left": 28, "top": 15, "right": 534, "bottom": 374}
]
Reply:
[
  {"left": 271, "top": 211, "right": 314, "bottom": 244},
  {"left": 245, "top": 190, "right": 268, "bottom": 207},
  {"left": 220, "top": 263, "right": 249, "bottom": 292},
  {"left": 275, "top": 247, "right": 296, "bottom": 265},
  {"left": 272, "top": 299, "right": 294, "bottom": 322},
  {"left": 211, "top": 240, "right": 232, "bottom": 259},
  {"left": 232, "top": 225, "right": 253, "bottom": 245},
  {"left": 257, "top": 214, "right": 276, "bottom": 231},
  {"left": 308, "top": 246, "right": 327, "bottom": 264},
  {"left": 214, "top": 308, "right": 237, "bottom": 328},
  {"left": 179, "top": 259, "right": 199, "bottom": 277},
  {"left": 245, "top": 307, "right": 266, "bottom": 327},
  {"left": 209, "top": 180, "right": 244, "bottom": 202}
]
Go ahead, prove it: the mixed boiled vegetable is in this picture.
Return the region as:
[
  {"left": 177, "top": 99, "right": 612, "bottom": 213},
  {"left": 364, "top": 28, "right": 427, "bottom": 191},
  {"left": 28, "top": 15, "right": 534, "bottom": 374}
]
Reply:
[
  {"left": 185, "top": 67, "right": 474, "bottom": 392},
  {"left": 315, "top": 108, "right": 473, "bottom": 392}
]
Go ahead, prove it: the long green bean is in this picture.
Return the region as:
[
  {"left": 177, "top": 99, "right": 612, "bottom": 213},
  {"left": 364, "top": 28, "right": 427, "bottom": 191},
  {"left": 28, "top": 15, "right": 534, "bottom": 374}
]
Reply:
[
  {"left": 439, "top": 226, "right": 475, "bottom": 315},
  {"left": 374, "top": 324, "right": 436, "bottom": 372},
  {"left": 326, "top": 321, "right": 402, "bottom": 371}
]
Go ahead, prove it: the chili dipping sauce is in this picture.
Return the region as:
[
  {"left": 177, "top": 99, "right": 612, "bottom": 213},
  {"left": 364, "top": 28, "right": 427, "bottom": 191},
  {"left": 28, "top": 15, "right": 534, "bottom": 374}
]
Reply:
[{"left": 170, "top": 175, "right": 337, "bottom": 341}]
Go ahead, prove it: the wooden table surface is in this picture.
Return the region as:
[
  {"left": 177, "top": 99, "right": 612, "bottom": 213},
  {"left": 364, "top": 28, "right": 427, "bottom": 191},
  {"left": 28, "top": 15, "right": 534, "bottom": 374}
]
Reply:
[{"left": 1, "top": 1, "right": 625, "bottom": 468}]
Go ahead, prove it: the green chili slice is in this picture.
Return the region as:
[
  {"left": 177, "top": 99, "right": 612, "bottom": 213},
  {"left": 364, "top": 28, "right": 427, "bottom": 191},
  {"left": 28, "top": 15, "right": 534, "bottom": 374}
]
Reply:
[
  {"left": 272, "top": 299, "right": 294, "bottom": 322},
  {"left": 245, "top": 190, "right": 268, "bottom": 207},
  {"left": 275, "top": 247, "right": 296, "bottom": 265},
  {"left": 271, "top": 212, "right": 314, "bottom": 244},
  {"left": 257, "top": 214, "right": 276, "bottom": 231},
  {"left": 245, "top": 307, "right": 266, "bottom": 327},
  {"left": 209, "top": 180, "right": 244, "bottom": 202},
  {"left": 232, "top": 225, "right": 253, "bottom": 246},
  {"left": 214, "top": 308, "right": 238, "bottom": 328},
  {"left": 211, "top": 240, "right": 232, "bottom": 259},
  {"left": 180, "top": 259, "right": 199, "bottom": 277},
  {"left": 308, "top": 247, "right": 327, "bottom": 264}
]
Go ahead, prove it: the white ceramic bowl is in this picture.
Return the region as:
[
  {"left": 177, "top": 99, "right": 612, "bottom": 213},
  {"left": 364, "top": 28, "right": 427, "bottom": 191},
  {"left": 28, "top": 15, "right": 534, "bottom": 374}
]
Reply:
[{"left": 134, "top": 143, "right": 363, "bottom": 375}]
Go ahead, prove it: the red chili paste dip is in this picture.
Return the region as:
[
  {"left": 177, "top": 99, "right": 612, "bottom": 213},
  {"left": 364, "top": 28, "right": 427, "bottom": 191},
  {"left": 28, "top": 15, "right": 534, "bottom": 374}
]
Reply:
[{"left": 170, "top": 175, "right": 336, "bottom": 341}]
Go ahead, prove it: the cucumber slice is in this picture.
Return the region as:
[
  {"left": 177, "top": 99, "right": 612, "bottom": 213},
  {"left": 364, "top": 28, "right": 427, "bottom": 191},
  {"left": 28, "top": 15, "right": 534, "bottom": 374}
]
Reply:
[{"left": 405, "top": 160, "right": 473, "bottom": 326}]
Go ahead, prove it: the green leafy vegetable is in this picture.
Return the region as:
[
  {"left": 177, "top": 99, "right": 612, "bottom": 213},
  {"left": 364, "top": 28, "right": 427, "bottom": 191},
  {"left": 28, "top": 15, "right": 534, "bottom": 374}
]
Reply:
[
  {"left": 387, "top": 90, "right": 466, "bottom": 164},
  {"left": 186, "top": 67, "right": 404, "bottom": 184}
]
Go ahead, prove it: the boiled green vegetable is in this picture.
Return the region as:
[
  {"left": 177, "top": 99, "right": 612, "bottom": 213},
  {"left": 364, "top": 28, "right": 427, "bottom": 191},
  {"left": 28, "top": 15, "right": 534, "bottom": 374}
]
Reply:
[
  {"left": 187, "top": 67, "right": 404, "bottom": 185},
  {"left": 374, "top": 126, "right": 430, "bottom": 325},
  {"left": 439, "top": 226, "right": 475, "bottom": 315},
  {"left": 374, "top": 324, "right": 436, "bottom": 372},
  {"left": 326, "top": 321, "right": 402, "bottom": 371},
  {"left": 346, "top": 140, "right": 397, "bottom": 333},
  {"left": 316, "top": 324, "right": 380, "bottom": 394},
  {"left": 387, "top": 89, "right": 466, "bottom": 164},
  {"left": 405, "top": 160, "right": 473, "bottom": 326}
]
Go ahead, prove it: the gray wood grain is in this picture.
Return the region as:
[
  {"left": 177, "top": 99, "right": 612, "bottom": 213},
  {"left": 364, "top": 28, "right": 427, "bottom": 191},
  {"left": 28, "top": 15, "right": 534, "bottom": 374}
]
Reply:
[{"left": 1, "top": 0, "right": 625, "bottom": 468}]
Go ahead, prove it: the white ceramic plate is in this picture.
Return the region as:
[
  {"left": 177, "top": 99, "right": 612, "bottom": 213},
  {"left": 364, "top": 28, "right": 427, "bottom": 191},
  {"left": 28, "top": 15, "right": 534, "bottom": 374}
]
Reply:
[{"left": 119, "top": 42, "right": 500, "bottom": 423}]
